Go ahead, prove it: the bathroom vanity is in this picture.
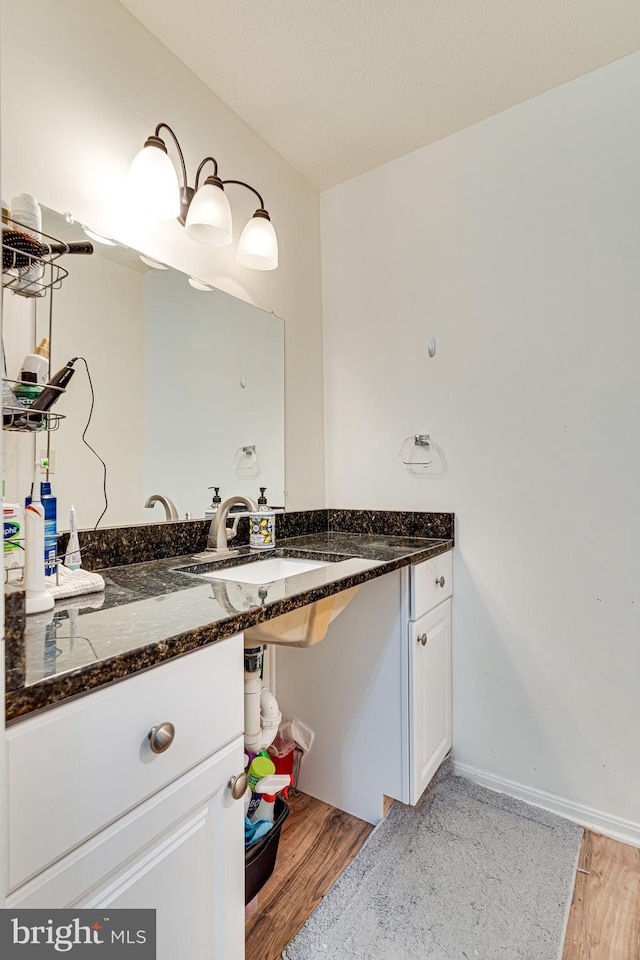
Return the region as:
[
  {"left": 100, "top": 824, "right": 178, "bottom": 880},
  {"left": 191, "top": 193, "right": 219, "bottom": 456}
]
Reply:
[
  {"left": 277, "top": 547, "right": 452, "bottom": 823},
  {"left": 3, "top": 509, "right": 454, "bottom": 960},
  {"left": 6, "top": 640, "right": 245, "bottom": 957}
]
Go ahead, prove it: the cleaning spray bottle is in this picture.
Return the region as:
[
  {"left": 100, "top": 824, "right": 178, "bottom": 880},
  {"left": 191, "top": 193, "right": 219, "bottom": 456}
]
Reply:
[
  {"left": 246, "top": 755, "right": 276, "bottom": 818},
  {"left": 250, "top": 775, "right": 292, "bottom": 823}
]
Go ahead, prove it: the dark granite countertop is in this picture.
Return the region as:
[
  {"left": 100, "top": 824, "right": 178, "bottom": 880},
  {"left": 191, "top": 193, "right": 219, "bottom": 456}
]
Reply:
[{"left": 5, "top": 510, "right": 454, "bottom": 723}]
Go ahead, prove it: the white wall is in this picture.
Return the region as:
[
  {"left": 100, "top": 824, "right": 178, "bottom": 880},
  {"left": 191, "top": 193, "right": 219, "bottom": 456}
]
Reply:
[
  {"left": 321, "top": 53, "right": 640, "bottom": 842},
  {"left": 0, "top": 0, "right": 325, "bottom": 513}
]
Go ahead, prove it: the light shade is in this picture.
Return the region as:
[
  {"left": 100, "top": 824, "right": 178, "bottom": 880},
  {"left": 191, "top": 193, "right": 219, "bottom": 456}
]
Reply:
[
  {"left": 185, "top": 179, "right": 232, "bottom": 246},
  {"left": 128, "top": 143, "right": 180, "bottom": 220},
  {"left": 236, "top": 211, "right": 278, "bottom": 271}
]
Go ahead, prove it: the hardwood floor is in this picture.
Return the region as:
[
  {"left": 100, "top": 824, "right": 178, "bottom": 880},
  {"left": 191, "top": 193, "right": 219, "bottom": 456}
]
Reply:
[
  {"left": 563, "top": 831, "right": 640, "bottom": 960},
  {"left": 245, "top": 792, "right": 373, "bottom": 960},
  {"left": 246, "top": 794, "right": 640, "bottom": 960}
]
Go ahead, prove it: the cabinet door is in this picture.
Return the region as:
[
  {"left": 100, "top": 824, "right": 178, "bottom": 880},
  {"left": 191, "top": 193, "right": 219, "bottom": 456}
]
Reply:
[
  {"left": 409, "top": 598, "right": 452, "bottom": 805},
  {"left": 8, "top": 739, "right": 245, "bottom": 960}
]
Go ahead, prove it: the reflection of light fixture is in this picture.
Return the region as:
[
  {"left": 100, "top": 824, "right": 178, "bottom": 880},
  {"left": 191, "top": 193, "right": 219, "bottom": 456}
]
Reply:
[
  {"left": 127, "top": 123, "right": 278, "bottom": 270},
  {"left": 139, "top": 254, "right": 168, "bottom": 270},
  {"left": 82, "top": 226, "right": 116, "bottom": 245},
  {"left": 188, "top": 277, "right": 213, "bottom": 291}
]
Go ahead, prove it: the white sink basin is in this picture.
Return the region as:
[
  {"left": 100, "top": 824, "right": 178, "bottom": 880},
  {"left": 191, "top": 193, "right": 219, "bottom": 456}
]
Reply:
[
  {"left": 178, "top": 553, "right": 365, "bottom": 648},
  {"left": 197, "top": 556, "right": 333, "bottom": 584}
]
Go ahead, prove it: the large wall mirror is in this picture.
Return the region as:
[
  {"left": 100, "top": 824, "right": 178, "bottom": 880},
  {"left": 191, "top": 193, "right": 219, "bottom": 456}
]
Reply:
[{"left": 2, "top": 206, "right": 285, "bottom": 531}]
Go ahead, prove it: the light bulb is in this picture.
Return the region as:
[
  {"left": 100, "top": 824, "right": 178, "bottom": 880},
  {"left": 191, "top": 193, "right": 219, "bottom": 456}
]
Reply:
[
  {"left": 236, "top": 210, "right": 278, "bottom": 270},
  {"left": 127, "top": 141, "right": 180, "bottom": 220},
  {"left": 185, "top": 178, "right": 232, "bottom": 246}
]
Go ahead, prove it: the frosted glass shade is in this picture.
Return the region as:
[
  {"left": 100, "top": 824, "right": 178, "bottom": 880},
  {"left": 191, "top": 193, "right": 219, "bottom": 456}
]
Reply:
[
  {"left": 236, "top": 214, "right": 278, "bottom": 270},
  {"left": 185, "top": 182, "right": 233, "bottom": 246},
  {"left": 127, "top": 144, "right": 180, "bottom": 220}
]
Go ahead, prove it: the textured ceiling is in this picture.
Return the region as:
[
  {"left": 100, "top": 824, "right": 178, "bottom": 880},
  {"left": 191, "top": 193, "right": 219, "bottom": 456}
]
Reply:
[{"left": 118, "top": 0, "right": 640, "bottom": 190}]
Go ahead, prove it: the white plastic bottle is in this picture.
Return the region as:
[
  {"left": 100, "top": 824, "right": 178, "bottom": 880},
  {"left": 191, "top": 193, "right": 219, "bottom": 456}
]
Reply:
[
  {"left": 24, "top": 489, "right": 54, "bottom": 614},
  {"left": 11, "top": 193, "right": 45, "bottom": 296},
  {"left": 65, "top": 505, "right": 82, "bottom": 570},
  {"left": 20, "top": 337, "right": 50, "bottom": 384},
  {"left": 3, "top": 502, "right": 25, "bottom": 583}
]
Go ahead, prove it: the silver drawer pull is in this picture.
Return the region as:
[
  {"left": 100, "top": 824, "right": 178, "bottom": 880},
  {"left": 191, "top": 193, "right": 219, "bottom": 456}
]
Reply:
[
  {"left": 418, "top": 633, "right": 428, "bottom": 646},
  {"left": 435, "top": 576, "right": 446, "bottom": 588},
  {"left": 148, "top": 722, "right": 176, "bottom": 754},
  {"left": 228, "top": 772, "right": 249, "bottom": 800}
]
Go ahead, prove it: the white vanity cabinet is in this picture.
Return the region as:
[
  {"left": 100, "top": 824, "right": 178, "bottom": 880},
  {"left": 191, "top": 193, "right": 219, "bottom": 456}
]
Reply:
[
  {"left": 408, "top": 552, "right": 452, "bottom": 804},
  {"left": 276, "top": 550, "right": 453, "bottom": 824},
  {"left": 5, "top": 636, "right": 246, "bottom": 960}
]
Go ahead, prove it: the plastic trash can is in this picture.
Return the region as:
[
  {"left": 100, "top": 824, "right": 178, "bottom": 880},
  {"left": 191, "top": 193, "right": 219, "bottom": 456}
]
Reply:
[{"left": 245, "top": 796, "right": 290, "bottom": 905}]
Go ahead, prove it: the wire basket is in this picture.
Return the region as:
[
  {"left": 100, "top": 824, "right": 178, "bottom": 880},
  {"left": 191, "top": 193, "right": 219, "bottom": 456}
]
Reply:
[
  {"left": 2, "top": 216, "right": 71, "bottom": 298},
  {"left": 2, "top": 377, "right": 66, "bottom": 433}
]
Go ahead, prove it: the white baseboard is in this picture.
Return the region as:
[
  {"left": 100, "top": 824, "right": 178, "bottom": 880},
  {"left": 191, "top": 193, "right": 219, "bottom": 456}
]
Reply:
[{"left": 453, "top": 761, "right": 640, "bottom": 849}]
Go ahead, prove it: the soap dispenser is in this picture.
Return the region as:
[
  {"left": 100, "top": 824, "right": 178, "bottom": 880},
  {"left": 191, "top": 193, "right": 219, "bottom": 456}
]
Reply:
[
  {"left": 205, "top": 486, "right": 222, "bottom": 520},
  {"left": 258, "top": 487, "right": 269, "bottom": 512}
]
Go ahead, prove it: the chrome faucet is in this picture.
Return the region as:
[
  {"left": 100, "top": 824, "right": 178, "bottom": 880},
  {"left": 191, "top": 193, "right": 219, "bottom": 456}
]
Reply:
[
  {"left": 207, "top": 495, "right": 259, "bottom": 555},
  {"left": 144, "top": 494, "right": 179, "bottom": 522}
]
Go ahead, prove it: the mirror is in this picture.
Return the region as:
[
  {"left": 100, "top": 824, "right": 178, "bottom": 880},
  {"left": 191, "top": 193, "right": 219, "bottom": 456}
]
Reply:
[{"left": 2, "top": 206, "right": 285, "bottom": 530}]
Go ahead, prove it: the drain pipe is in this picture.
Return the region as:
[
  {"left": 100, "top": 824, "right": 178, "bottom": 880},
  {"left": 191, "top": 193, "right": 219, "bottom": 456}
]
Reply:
[{"left": 244, "top": 646, "right": 281, "bottom": 754}]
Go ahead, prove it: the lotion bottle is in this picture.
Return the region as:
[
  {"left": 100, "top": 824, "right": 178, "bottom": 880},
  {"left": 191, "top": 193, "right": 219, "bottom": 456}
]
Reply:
[
  {"left": 20, "top": 337, "right": 50, "bottom": 384},
  {"left": 205, "top": 486, "right": 222, "bottom": 519}
]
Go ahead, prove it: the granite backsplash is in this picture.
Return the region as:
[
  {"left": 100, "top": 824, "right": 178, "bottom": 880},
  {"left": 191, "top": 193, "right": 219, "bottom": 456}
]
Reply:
[{"left": 55, "top": 509, "right": 454, "bottom": 571}]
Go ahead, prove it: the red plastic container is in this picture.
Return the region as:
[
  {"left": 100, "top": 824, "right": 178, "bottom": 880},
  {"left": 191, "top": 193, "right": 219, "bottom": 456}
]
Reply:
[{"left": 268, "top": 734, "right": 295, "bottom": 783}]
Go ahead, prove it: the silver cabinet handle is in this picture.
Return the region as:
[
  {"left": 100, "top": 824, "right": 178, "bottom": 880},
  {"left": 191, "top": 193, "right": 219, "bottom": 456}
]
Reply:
[
  {"left": 435, "top": 576, "right": 446, "bottom": 588},
  {"left": 418, "top": 633, "right": 428, "bottom": 646},
  {"left": 228, "top": 772, "right": 249, "bottom": 800},
  {"left": 148, "top": 722, "right": 176, "bottom": 754}
]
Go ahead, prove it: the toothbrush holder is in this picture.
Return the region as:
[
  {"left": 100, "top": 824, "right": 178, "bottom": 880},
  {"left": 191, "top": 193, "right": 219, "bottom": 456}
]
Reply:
[{"left": 248, "top": 511, "right": 276, "bottom": 550}]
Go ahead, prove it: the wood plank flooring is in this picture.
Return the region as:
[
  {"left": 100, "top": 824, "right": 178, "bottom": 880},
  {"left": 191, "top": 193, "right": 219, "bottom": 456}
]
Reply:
[
  {"left": 246, "top": 793, "right": 640, "bottom": 960},
  {"left": 245, "top": 792, "right": 372, "bottom": 960},
  {"left": 563, "top": 831, "right": 640, "bottom": 960}
]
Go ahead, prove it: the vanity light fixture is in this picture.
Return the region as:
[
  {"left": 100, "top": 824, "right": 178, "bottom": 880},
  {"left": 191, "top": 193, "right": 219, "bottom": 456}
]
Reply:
[{"left": 127, "top": 123, "right": 278, "bottom": 271}]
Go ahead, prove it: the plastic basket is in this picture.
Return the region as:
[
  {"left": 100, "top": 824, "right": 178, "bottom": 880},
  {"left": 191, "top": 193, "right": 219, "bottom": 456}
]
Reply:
[{"left": 245, "top": 796, "right": 290, "bottom": 905}]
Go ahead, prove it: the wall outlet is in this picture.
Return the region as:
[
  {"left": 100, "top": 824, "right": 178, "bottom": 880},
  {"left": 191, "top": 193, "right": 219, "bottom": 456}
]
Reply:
[{"left": 39, "top": 450, "right": 55, "bottom": 474}]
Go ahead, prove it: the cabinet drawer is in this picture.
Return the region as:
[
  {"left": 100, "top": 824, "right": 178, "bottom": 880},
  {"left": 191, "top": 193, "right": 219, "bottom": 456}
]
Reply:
[
  {"left": 7, "top": 635, "right": 243, "bottom": 890},
  {"left": 410, "top": 550, "right": 452, "bottom": 620}
]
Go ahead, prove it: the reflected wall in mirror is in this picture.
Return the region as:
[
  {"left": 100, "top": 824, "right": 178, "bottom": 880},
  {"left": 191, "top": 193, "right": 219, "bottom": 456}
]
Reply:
[{"left": 2, "top": 207, "right": 285, "bottom": 530}]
